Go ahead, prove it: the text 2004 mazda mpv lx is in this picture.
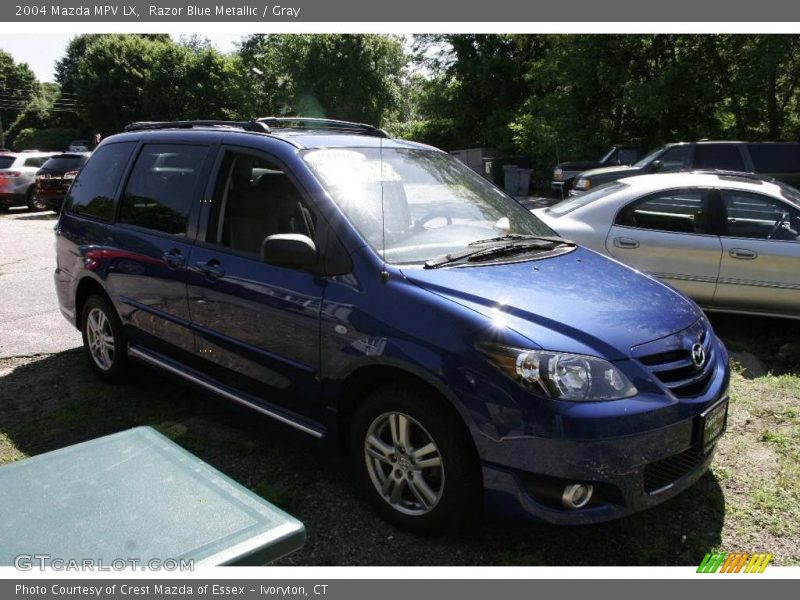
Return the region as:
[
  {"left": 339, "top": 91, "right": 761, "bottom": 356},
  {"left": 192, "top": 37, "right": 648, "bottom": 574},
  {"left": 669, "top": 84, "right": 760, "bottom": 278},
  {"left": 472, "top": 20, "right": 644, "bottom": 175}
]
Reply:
[{"left": 54, "top": 118, "right": 730, "bottom": 532}]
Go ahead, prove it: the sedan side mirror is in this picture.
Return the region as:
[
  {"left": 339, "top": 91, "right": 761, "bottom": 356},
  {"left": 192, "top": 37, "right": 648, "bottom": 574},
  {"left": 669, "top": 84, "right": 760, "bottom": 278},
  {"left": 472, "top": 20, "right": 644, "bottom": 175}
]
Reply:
[
  {"left": 649, "top": 160, "right": 663, "bottom": 173},
  {"left": 261, "top": 234, "right": 317, "bottom": 268}
]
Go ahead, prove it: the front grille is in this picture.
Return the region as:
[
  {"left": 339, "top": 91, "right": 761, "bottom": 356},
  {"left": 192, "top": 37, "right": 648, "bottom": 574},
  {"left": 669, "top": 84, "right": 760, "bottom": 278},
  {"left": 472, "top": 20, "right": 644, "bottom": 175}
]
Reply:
[
  {"left": 643, "top": 447, "right": 707, "bottom": 493},
  {"left": 637, "top": 327, "right": 715, "bottom": 398}
]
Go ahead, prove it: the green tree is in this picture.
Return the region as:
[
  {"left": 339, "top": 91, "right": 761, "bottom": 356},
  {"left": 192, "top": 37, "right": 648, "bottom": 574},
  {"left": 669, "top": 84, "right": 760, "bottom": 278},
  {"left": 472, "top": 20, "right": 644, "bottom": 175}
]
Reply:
[
  {"left": 0, "top": 49, "right": 37, "bottom": 147},
  {"left": 238, "top": 34, "right": 407, "bottom": 125}
]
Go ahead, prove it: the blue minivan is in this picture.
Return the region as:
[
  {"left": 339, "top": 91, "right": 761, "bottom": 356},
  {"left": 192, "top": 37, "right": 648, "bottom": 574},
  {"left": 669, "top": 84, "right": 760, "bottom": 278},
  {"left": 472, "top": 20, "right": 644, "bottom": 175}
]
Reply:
[{"left": 54, "top": 118, "right": 730, "bottom": 532}]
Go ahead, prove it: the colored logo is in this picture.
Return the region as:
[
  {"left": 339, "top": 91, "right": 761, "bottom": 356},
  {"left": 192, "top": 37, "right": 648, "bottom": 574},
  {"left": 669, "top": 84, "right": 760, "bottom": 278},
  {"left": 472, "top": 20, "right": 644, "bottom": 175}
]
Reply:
[{"left": 697, "top": 552, "right": 772, "bottom": 573}]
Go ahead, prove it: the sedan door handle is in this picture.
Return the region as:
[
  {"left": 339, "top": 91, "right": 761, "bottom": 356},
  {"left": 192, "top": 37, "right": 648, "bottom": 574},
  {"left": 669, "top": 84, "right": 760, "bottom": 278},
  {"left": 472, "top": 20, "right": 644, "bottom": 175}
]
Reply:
[
  {"left": 162, "top": 249, "right": 185, "bottom": 268},
  {"left": 729, "top": 248, "right": 758, "bottom": 260},
  {"left": 196, "top": 259, "right": 226, "bottom": 279},
  {"left": 613, "top": 237, "right": 640, "bottom": 249}
]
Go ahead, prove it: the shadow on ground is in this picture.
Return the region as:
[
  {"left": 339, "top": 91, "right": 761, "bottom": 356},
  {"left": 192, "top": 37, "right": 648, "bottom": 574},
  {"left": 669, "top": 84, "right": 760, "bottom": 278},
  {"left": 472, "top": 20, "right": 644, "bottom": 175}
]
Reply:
[{"left": 0, "top": 346, "right": 727, "bottom": 566}]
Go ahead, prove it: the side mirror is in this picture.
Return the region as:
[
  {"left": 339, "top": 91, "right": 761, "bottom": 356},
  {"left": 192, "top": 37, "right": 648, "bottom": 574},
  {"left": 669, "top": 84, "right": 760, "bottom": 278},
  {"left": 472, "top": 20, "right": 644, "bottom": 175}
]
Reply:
[
  {"left": 649, "top": 160, "right": 662, "bottom": 173},
  {"left": 261, "top": 234, "right": 317, "bottom": 268}
]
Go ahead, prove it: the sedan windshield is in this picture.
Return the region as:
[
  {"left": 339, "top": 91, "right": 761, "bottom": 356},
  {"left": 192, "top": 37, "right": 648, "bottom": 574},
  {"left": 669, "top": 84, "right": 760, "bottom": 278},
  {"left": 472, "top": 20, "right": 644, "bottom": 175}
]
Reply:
[
  {"left": 303, "top": 148, "right": 555, "bottom": 264},
  {"left": 634, "top": 146, "right": 665, "bottom": 168}
]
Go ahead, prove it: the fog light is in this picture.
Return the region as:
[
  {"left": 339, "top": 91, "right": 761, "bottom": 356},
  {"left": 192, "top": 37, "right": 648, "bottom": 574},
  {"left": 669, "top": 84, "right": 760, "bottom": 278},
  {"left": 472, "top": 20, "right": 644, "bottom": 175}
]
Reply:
[{"left": 562, "top": 483, "right": 593, "bottom": 509}]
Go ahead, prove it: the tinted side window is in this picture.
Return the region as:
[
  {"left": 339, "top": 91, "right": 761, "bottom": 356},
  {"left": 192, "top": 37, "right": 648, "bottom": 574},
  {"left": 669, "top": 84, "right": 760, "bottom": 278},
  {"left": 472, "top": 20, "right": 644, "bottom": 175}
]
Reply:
[
  {"left": 656, "top": 146, "right": 691, "bottom": 171},
  {"left": 617, "top": 148, "right": 639, "bottom": 164},
  {"left": 748, "top": 144, "right": 800, "bottom": 173},
  {"left": 23, "top": 157, "right": 46, "bottom": 167},
  {"left": 119, "top": 144, "right": 208, "bottom": 235},
  {"left": 617, "top": 189, "right": 709, "bottom": 234},
  {"left": 693, "top": 145, "right": 745, "bottom": 171},
  {"left": 66, "top": 142, "right": 136, "bottom": 221},
  {"left": 207, "top": 150, "right": 317, "bottom": 258},
  {"left": 722, "top": 190, "right": 800, "bottom": 241}
]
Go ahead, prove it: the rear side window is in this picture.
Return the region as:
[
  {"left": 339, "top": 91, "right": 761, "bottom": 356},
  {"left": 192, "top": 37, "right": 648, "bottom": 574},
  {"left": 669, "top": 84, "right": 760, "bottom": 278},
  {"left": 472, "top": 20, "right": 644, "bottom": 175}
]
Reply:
[
  {"left": 0, "top": 157, "right": 15, "bottom": 169},
  {"left": 66, "top": 142, "right": 136, "bottom": 221},
  {"left": 748, "top": 144, "right": 800, "bottom": 173},
  {"left": 617, "top": 189, "right": 709, "bottom": 234},
  {"left": 693, "top": 145, "right": 745, "bottom": 171},
  {"left": 119, "top": 144, "right": 209, "bottom": 236}
]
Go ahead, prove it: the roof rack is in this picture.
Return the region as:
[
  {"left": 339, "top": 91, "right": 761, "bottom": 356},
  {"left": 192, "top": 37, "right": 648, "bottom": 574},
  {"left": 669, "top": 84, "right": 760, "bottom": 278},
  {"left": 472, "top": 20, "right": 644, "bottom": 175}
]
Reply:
[
  {"left": 256, "top": 117, "right": 389, "bottom": 138},
  {"left": 123, "top": 120, "right": 272, "bottom": 133}
]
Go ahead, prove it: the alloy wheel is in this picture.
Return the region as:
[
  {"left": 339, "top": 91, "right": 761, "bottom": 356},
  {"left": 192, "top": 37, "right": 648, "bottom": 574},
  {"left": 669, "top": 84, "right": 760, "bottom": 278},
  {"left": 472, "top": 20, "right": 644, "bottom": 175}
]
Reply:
[
  {"left": 364, "top": 411, "right": 445, "bottom": 516},
  {"left": 85, "top": 307, "right": 115, "bottom": 370}
]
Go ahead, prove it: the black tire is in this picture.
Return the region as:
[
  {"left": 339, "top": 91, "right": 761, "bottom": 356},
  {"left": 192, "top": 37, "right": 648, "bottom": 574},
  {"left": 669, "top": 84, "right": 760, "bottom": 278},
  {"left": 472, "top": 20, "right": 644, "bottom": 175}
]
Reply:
[
  {"left": 26, "top": 187, "right": 47, "bottom": 212},
  {"left": 80, "top": 294, "right": 129, "bottom": 382},
  {"left": 350, "top": 385, "right": 482, "bottom": 534}
]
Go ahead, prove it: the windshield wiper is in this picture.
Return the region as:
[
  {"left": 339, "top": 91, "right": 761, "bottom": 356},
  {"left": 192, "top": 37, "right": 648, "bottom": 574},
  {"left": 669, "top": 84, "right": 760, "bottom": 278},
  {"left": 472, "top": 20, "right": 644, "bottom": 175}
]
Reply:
[
  {"left": 424, "top": 238, "right": 573, "bottom": 269},
  {"left": 467, "top": 233, "right": 573, "bottom": 247}
]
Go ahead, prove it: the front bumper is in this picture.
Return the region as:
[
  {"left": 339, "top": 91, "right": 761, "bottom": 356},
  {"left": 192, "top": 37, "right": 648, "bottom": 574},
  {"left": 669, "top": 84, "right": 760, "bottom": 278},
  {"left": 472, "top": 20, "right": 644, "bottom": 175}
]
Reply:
[
  {"left": 480, "top": 411, "right": 721, "bottom": 524},
  {"left": 477, "top": 327, "right": 729, "bottom": 524}
]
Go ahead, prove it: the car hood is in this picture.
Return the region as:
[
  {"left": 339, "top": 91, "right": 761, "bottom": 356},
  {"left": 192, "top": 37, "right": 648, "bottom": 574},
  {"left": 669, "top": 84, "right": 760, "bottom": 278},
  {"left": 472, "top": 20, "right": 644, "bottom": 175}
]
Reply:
[
  {"left": 401, "top": 247, "right": 700, "bottom": 360},
  {"left": 579, "top": 165, "right": 642, "bottom": 178},
  {"left": 555, "top": 160, "right": 603, "bottom": 171}
]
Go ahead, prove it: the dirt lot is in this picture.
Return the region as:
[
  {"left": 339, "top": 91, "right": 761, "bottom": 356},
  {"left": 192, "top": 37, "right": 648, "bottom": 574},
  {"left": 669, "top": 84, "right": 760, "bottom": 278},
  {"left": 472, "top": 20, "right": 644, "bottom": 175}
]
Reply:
[{"left": 1, "top": 312, "right": 798, "bottom": 566}]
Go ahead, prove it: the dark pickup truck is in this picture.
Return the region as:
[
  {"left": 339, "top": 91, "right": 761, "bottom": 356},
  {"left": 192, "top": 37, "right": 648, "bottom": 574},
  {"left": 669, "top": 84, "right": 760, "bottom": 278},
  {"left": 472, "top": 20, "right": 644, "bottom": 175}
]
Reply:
[{"left": 551, "top": 145, "right": 641, "bottom": 196}]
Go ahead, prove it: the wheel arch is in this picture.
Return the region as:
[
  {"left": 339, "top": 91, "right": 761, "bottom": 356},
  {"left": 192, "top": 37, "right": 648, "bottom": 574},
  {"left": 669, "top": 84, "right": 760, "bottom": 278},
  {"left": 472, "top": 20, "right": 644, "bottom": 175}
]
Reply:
[
  {"left": 74, "top": 276, "right": 113, "bottom": 328},
  {"left": 334, "top": 363, "right": 477, "bottom": 455}
]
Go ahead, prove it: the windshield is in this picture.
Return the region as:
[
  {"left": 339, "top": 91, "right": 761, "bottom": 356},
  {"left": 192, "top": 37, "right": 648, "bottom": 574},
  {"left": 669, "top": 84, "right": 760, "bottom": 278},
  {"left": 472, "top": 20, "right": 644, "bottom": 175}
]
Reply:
[
  {"left": 634, "top": 146, "right": 665, "bottom": 168},
  {"left": 304, "top": 148, "right": 554, "bottom": 264},
  {"left": 599, "top": 147, "right": 616, "bottom": 163},
  {"left": 548, "top": 181, "right": 628, "bottom": 216},
  {"left": 41, "top": 156, "right": 87, "bottom": 171}
]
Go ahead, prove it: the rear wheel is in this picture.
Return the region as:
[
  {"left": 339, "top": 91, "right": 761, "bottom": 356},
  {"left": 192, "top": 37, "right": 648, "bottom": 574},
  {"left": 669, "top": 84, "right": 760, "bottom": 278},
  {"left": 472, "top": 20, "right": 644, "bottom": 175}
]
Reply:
[
  {"left": 26, "top": 187, "right": 47, "bottom": 212},
  {"left": 80, "top": 294, "right": 129, "bottom": 381},
  {"left": 351, "top": 385, "right": 481, "bottom": 533}
]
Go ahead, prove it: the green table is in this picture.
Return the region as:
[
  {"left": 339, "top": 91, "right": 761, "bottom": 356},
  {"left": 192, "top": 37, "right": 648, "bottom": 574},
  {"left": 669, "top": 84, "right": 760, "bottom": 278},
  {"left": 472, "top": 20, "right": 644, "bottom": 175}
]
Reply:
[{"left": 0, "top": 426, "right": 305, "bottom": 566}]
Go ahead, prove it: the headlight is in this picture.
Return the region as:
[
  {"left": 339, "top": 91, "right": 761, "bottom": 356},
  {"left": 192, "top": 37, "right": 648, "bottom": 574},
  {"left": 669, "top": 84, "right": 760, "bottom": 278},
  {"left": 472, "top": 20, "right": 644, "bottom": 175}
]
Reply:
[
  {"left": 553, "top": 168, "right": 563, "bottom": 180},
  {"left": 481, "top": 345, "right": 637, "bottom": 401},
  {"left": 573, "top": 177, "right": 591, "bottom": 190}
]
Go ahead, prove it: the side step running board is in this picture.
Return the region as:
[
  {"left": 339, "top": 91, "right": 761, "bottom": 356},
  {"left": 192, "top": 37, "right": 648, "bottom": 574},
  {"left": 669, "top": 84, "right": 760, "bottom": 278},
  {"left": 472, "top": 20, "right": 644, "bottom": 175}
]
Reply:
[{"left": 128, "top": 346, "right": 324, "bottom": 439}]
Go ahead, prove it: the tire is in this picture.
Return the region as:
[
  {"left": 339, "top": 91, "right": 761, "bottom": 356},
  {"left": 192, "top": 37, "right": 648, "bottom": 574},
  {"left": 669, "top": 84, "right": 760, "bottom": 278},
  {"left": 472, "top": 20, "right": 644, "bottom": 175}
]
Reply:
[
  {"left": 26, "top": 187, "right": 47, "bottom": 212},
  {"left": 351, "top": 385, "right": 481, "bottom": 534},
  {"left": 80, "top": 294, "right": 129, "bottom": 382}
]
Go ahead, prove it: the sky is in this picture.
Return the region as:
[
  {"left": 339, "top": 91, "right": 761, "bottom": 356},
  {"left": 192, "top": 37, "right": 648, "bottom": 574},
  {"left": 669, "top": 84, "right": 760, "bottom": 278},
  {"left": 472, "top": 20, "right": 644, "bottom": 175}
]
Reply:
[{"left": 0, "top": 34, "right": 245, "bottom": 82}]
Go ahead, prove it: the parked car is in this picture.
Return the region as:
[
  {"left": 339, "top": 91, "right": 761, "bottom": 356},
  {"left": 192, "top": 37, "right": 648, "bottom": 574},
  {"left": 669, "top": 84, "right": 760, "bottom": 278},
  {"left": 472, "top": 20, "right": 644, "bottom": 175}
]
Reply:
[
  {"left": 571, "top": 141, "right": 800, "bottom": 194},
  {"left": 552, "top": 145, "right": 640, "bottom": 196},
  {"left": 535, "top": 171, "right": 800, "bottom": 319},
  {"left": 34, "top": 152, "right": 91, "bottom": 211},
  {"left": 68, "top": 140, "right": 91, "bottom": 152},
  {"left": 54, "top": 118, "right": 730, "bottom": 532},
  {"left": 0, "top": 151, "right": 58, "bottom": 211}
]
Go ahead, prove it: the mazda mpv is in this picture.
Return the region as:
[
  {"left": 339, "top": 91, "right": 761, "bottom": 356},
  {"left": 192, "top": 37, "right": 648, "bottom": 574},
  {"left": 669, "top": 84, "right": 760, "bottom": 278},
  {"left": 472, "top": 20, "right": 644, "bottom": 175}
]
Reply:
[{"left": 54, "top": 118, "right": 730, "bottom": 532}]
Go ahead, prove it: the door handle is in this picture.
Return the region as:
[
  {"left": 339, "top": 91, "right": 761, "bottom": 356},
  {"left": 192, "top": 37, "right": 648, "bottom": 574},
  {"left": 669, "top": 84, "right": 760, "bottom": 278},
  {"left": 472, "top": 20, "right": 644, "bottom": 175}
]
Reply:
[
  {"left": 162, "top": 249, "right": 185, "bottom": 268},
  {"left": 196, "top": 259, "right": 226, "bottom": 279},
  {"left": 614, "top": 237, "right": 640, "bottom": 249},
  {"left": 729, "top": 248, "right": 758, "bottom": 260}
]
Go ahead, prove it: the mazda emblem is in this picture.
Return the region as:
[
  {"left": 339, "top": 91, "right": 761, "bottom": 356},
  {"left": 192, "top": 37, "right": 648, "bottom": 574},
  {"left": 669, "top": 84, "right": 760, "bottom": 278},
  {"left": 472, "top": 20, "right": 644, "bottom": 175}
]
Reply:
[{"left": 691, "top": 342, "right": 706, "bottom": 369}]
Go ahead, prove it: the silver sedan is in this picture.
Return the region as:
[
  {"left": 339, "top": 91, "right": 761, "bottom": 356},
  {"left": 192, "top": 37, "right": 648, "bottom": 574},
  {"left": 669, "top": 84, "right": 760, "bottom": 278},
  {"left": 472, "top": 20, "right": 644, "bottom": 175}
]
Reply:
[{"left": 534, "top": 171, "right": 800, "bottom": 319}]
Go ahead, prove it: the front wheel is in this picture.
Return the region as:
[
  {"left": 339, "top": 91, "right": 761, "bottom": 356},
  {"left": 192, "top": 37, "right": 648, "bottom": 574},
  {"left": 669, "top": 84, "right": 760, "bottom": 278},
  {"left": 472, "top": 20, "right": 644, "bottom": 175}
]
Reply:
[
  {"left": 80, "top": 294, "right": 129, "bottom": 381},
  {"left": 351, "top": 386, "right": 481, "bottom": 533}
]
